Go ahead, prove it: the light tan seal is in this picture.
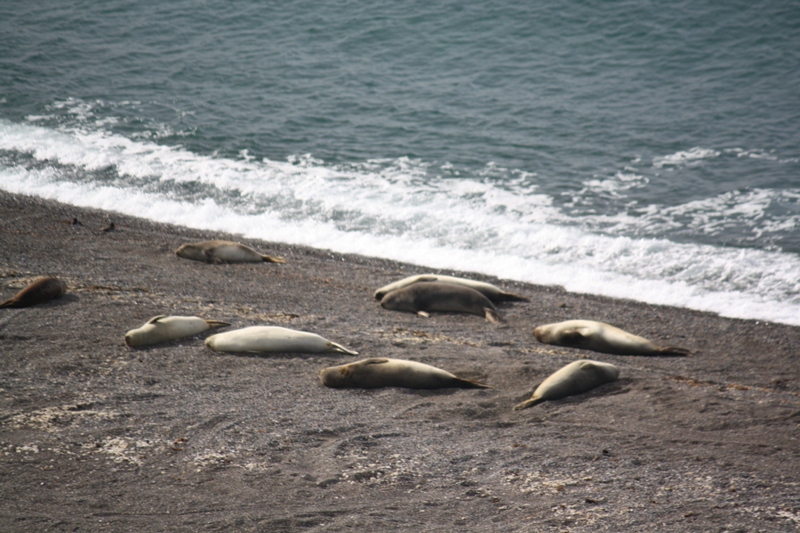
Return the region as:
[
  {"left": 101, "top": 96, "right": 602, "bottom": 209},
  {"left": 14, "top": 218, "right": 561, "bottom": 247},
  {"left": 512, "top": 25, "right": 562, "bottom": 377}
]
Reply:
[
  {"left": 533, "top": 319, "right": 690, "bottom": 356},
  {"left": 319, "top": 357, "right": 490, "bottom": 389},
  {"left": 124, "top": 315, "right": 231, "bottom": 347},
  {"left": 0, "top": 277, "right": 67, "bottom": 308},
  {"left": 374, "top": 274, "right": 528, "bottom": 303},
  {"left": 513, "top": 359, "right": 620, "bottom": 410},
  {"left": 205, "top": 326, "right": 358, "bottom": 355},
  {"left": 379, "top": 282, "right": 502, "bottom": 323},
  {"left": 175, "top": 240, "right": 285, "bottom": 264}
]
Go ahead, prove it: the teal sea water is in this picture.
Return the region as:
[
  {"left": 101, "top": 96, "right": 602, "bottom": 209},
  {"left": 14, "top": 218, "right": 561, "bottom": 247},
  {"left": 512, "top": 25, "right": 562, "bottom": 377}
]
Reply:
[{"left": 1, "top": 1, "right": 799, "bottom": 324}]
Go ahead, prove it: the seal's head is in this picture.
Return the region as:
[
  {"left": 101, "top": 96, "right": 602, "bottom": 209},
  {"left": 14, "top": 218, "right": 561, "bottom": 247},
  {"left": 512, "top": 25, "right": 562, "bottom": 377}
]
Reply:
[
  {"left": 318, "top": 363, "right": 356, "bottom": 388},
  {"left": 175, "top": 243, "right": 204, "bottom": 262},
  {"left": 379, "top": 290, "right": 415, "bottom": 312},
  {"left": 532, "top": 325, "right": 550, "bottom": 343}
]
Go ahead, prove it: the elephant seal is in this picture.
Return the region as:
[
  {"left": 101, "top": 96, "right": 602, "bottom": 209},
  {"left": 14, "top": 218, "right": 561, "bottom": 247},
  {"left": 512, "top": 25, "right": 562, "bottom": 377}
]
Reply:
[
  {"left": 374, "top": 274, "right": 528, "bottom": 303},
  {"left": 533, "top": 319, "right": 690, "bottom": 356},
  {"left": 205, "top": 326, "right": 357, "bottom": 355},
  {"left": 124, "top": 315, "right": 230, "bottom": 347},
  {"left": 0, "top": 277, "right": 67, "bottom": 308},
  {"left": 380, "top": 282, "right": 502, "bottom": 323},
  {"left": 319, "top": 357, "right": 490, "bottom": 389},
  {"left": 175, "top": 240, "right": 286, "bottom": 264},
  {"left": 513, "top": 359, "right": 619, "bottom": 410}
]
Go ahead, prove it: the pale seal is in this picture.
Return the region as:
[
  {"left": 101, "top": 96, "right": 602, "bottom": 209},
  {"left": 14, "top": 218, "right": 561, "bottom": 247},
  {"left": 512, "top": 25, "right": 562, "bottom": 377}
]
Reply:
[
  {"left": 374, "top": 274, "right": 528, "bottom": 303},
  {"left": 379, "top": 282, "right": 502, "bottom": 323},
  {"left": 0, "top": 277, "right": 67, "bottom": 308},
  {"left": 513, "top": 359, "right": 620, "bottom": 410},
  {"left": 205, "top": 326, "right": 358, "bottom": 355},
  {"left": 175, "top": 240, "right": 286, "bottom": 264},
  {"left": 319, "top": 357, "right": 490, "bottom": 389},
  {"left": 124, "top": 315, "right": 230, "bottom": 347},
  {"left": 533, "top": 319, "right": 690, "bottom": 356}
]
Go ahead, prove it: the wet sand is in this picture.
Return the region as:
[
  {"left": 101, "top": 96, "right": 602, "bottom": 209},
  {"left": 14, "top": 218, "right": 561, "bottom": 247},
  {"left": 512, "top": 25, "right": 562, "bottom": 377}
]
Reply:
[{"left": 1, "top": 190, "right": 799, "bottom": 532}]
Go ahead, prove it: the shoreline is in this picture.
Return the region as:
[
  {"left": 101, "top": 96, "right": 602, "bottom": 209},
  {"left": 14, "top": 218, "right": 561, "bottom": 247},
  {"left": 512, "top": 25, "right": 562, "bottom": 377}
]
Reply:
[
  {"left": 2, "top": 189, "right": 799, "bottom": 532},
  {"left": 6, "top": 183, "right": 797, "bottom": 329}
]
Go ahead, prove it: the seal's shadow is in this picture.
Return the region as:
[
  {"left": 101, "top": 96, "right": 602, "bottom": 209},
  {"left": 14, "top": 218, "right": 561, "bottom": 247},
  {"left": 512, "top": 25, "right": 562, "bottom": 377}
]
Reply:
[{"left": 47, "top": 294, "right": 79, "bottom": 307}]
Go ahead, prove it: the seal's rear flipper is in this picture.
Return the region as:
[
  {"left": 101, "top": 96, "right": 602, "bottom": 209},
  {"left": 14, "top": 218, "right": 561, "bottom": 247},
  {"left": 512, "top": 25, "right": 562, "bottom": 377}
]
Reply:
[
  {"left": 328, "top": 342, "right": 359, "bottom": 356},
  {"left": 656, "top": 345, "right": 691, "bottom": 356},
  {"left": 484, "top": 308, "right": 503, "bottom": 324},
  {"left": 513, "top": 397, "right": 544, "bottom": 410},
  {"left": 456, "top": 377, "right": 492, "bottom": 389},
  {"left": 261, "top": 254, "right": 286, "bottom": 263},
  {"left": 205, "top": 320, "right": 231, "bottom": 329}
]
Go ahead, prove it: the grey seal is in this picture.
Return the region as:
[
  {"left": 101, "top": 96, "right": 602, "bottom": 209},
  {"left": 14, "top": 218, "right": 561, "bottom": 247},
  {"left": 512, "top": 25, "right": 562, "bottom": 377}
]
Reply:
[
  {"left": 374, "top": 274, "right": 528, "bottom": 303},
  {"left": 379, "top": 281, "right": 502, "bottom": 323},
  {"left": 175, "top": 240, "right": 285, "bottom": 264}
]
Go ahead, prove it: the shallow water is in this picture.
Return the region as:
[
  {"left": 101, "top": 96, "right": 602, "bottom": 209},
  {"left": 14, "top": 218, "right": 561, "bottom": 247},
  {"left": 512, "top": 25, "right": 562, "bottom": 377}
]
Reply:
[{"left": 1, "top": 1, "right": 798, "bottom": 324}]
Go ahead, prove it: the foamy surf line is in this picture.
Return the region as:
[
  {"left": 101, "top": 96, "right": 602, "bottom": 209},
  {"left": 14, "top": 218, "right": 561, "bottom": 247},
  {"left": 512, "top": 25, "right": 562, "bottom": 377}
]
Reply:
[{"left": 2, "top": 174, "right": 799, "bottom": 327}]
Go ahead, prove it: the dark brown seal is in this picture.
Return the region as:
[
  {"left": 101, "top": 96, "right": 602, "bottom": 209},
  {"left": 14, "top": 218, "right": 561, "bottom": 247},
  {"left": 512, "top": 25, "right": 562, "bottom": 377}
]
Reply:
[{"left": 0, "top": 277, "right": 67, "bottom": 308}]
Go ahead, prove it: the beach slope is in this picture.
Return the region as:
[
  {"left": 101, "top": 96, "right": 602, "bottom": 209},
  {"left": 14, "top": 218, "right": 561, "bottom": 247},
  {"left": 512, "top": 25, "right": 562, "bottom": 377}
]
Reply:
[{"left": 1, "top": 190, "right": 798, "bottom": 532}]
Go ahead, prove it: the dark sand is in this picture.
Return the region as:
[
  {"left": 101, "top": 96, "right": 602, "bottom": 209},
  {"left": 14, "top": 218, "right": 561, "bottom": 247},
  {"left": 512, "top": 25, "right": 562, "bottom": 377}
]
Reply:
[{"left": 1, "top": 190, "right": 799, "bottom": 532}]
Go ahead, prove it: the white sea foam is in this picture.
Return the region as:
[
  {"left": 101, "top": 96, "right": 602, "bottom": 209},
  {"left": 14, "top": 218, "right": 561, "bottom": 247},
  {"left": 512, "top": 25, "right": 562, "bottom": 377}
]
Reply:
[
  {"left": 653, "top": 147, "right": 721, "bottom": 168},
  {"left": 580, "top": 186, "right": 800, "bottom": 244},
  {"left": 1, "top": 120, "right": 799, "bottom": 325}
]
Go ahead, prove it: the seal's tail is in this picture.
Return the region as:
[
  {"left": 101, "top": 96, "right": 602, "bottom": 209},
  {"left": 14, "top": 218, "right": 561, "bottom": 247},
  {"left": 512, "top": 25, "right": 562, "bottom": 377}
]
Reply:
[
  {"left": 261, "top": 254, "right": 286, "bottom": 263},
  {"left": 656, "top": 345, "right": 691, "bottom": 356},
  {"left": 328, "top": 342, "right": 359, "bottom": 356},
  {"left": 513, "top": 397, "right": 544, "bottom": 410},
  {"left": 499, "top": 291, "right": 530, "bottom": 302},
  {"left": 455, "top": 378, "right": 492, "bottom": 389}
]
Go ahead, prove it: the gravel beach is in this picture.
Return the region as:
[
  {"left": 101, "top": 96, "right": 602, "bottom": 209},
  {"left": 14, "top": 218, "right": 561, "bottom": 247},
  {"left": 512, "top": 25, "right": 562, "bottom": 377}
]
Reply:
[{"left": 1, "top": 190, "right": 798, "bottom": 532}]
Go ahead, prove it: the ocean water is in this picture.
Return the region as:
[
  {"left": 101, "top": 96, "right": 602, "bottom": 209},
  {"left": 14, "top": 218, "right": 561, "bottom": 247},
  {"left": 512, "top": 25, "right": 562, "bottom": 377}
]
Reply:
[{"left": 1, "top": 1, "right": 799, "bottom": 325}]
